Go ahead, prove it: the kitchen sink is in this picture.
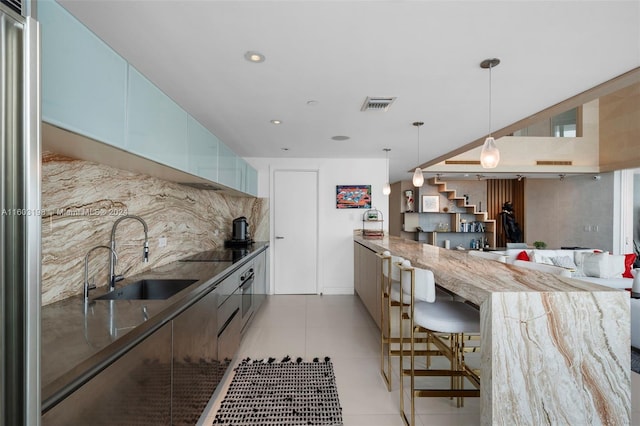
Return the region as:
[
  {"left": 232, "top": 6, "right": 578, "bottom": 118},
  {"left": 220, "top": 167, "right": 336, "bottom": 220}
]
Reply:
[{"left": 94, "top": 279, "right": 198, "bottom": 301}]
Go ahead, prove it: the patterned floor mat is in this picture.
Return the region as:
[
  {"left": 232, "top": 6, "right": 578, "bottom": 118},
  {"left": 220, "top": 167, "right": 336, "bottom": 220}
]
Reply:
[{"left": 212, "top": 357, "right": 343, "bottom": 426}]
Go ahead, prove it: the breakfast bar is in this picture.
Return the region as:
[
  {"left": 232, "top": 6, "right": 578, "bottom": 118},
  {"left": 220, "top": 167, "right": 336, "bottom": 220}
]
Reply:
[{"left": 354, "top": 233, "right": 630, "bottom": 425}]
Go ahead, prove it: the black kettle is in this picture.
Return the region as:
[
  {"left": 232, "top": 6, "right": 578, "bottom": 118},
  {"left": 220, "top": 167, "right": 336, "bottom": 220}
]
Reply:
[{"left": 232, "top": 217, "right": 250, "bottom": 241}]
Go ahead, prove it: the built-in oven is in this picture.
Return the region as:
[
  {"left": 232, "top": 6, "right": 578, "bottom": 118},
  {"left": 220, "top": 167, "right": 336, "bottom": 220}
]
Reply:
[{"left": 239, "top": 267, "right": 254, "bottom": 332}]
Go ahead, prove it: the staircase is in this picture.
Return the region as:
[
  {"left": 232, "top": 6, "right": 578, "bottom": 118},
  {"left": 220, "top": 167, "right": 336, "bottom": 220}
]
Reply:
[{"left": 427, "top": 177, "right": 496, "bottom": 245}]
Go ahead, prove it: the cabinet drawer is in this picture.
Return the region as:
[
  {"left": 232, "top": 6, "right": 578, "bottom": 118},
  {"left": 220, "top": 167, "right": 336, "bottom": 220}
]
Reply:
[{"left": 217, "top": 290, "right": 240, "bottom": 334}]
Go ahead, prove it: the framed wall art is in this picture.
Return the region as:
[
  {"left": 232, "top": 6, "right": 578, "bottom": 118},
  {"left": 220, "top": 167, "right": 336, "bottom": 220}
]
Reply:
[
  {"left": 336, "top": 185, "right": 371, "bottom": 209},
  {"left": 421, "top": 195, "right": 440, "bottom": 212}
]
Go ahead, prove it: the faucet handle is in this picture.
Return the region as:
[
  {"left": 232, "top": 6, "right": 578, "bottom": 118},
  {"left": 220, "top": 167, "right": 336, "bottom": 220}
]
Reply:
[{"left": 88, "top": 275, "right": 97, "bottom": 291}]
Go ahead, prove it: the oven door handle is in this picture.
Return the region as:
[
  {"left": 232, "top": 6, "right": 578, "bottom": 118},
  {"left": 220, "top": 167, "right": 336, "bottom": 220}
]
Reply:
[{"left": 240, "top": 275, "right": 254, "bottom": 292}]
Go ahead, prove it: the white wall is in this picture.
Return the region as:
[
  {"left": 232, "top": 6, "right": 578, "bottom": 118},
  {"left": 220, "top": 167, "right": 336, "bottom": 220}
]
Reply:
[{"left": 247, "top": 157, "right": 388, "bottom": 295}]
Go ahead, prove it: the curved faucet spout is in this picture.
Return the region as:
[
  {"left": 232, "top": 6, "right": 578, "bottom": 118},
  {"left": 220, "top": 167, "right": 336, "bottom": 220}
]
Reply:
[
  {"left": 84, "top": 245, "right": 117, "bottom": 302},
  {"left": 109, "top": 215, "right": 150, "bottom": 291}
]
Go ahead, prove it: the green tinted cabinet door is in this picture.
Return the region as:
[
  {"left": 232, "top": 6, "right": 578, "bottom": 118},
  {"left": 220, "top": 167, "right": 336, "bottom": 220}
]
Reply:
[
  {"left": 127, "top": 67, "right": 188, "bottom": 170},
  {"left": 218, "top": 142, "right": 238, "bottom": 189},
  {"left": 187, "top": 117, "right": 218, "bottom": 182},
  {"left": 236, "top": 158, "right": 247, "bottom": 193},
  {"left": 246, "top": 165, "right": 258, "bottom": 196},
  {"left": 40, "top": 0, "right": 127, "bottom": 147}
]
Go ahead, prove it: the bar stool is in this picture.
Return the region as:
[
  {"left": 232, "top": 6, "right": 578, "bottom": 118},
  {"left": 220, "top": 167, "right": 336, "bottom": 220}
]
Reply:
[
  {"left": 398, "top": 260, "right": 481, "bottom": 426},
  {"left": 378, "top": 251, "right": 453, "bottom": 391},
  {"left": 378, "top": 250, "right": 406, "bottom": 391}
]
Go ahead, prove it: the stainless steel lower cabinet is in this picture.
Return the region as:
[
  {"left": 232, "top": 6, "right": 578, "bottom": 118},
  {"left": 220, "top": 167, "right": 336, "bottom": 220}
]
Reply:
[
  {"left": 43, "top": 289, "right": 234, "bottom": 425},
  {"left": 42, "top": 324, "right": 173, "bottom": 425},
  {"left": 172, "top": 289, "right": 220, "bottom": 425},
  {"left": 217, "top": 290, "right": 241, "bottom": 362},
  {"left": 252, "top": 250, "right": 267, "bottom": 312}
]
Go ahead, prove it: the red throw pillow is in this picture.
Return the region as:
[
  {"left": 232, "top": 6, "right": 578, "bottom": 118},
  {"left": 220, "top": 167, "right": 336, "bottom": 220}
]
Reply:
[
  {"left": 623, "top": 253, "right": 636, "bottom": 278},
  {"left": 516, "top": 250, "right": 530, "bottom": 261}
]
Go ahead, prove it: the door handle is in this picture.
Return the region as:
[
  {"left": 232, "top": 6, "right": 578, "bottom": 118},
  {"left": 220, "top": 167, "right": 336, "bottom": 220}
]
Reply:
[{"left": 275, "top": 236, "right": 284, "bottom": 239}]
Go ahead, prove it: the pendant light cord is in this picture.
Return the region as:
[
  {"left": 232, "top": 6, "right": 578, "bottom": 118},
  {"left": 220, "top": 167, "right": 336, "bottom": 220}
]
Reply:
[
  {"left": 488, "top": 62, "right": 492, "bottom": 137},
  {"left": 417, "top": 125, "right": 420, "bottom": 162},
  {"left": 386, "top": 150, "right": 389, "bottom": 177},
  {"left": 384, "top": 148, "right": 390, "bottom": 177},
  {"left": 413, "top": 121, "right": 423, "bottom": 162}
]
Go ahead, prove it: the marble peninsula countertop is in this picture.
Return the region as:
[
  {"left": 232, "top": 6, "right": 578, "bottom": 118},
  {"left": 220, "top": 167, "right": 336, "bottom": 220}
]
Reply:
[
  {"left": 354, "top": 233, "right": 618, "bottom": 306},
  {"left": 355, "top": 233, "right": 630, "bottom": 425},
  {"left": 41, "top": 242, "right": 268, "bottom": 411}
]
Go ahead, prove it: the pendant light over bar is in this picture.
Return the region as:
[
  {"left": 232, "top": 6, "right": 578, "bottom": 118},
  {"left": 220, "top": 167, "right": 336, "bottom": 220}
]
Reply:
[
  {"left": 480, "top": 58, "right": 500, "bottom": 169},
  {"left": 382, "top": 148, "right": 391, "bottom": 195},
  {"left": 412, "top": 121, "right": 425, "bottom": 187}
]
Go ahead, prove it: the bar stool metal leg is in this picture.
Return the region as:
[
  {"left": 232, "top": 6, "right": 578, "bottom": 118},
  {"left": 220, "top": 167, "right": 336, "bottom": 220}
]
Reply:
[{"left": 397, "top": 262, "right": 481, "bottom": 426}]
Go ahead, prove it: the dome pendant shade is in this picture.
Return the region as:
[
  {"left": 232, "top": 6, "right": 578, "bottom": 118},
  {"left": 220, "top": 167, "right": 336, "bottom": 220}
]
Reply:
[
  {"left": 382, "top": 182, "right": 391, "bottom": 195},
  {"left": 412, "top": 167, "right": 424, "bottom": 187},
  {"left": 480, "top": 136, "right": 500, "bottom": 169}
]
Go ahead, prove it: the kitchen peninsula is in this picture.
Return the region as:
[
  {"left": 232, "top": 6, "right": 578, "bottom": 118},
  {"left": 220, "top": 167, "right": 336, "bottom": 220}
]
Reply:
[{"left": 354, "top": 232, "right": 630, "bottom": 425}]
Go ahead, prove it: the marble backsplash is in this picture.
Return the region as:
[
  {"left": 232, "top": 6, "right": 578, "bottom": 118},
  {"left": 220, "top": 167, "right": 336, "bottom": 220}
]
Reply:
[{"left": 41, "top": 152, "right": 268, "bottom": 305}]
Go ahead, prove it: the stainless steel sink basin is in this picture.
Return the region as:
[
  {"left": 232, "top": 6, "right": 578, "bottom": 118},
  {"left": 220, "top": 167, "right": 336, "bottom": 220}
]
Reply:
[{"left": 94, "top": 279, "right": 198, "bottom": 301}]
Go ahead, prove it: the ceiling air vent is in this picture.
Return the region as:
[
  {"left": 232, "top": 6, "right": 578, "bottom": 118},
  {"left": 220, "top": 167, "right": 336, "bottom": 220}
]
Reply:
[
  {"left": 361, "top": 97, "right": 396, "bottom": 112},
  {"left": 1, "top": 0, "right": 22, "bottom": 14},
  {"left": 536, "top": 160, "right": 573, "bottom": 166}
]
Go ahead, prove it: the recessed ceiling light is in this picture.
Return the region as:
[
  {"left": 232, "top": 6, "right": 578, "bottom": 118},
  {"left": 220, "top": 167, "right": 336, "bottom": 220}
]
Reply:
[
  {"left": 331, "top": 136, "right": 350, "bottom": 141},
  {"left": 244, "top": 51, "right": 265, "bottom": 63},
  {"left": 270, "top": 120, "right": 282, "bottom": 125}
]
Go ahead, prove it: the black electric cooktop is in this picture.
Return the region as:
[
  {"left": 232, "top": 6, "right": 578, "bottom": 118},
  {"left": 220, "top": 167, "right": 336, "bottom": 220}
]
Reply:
[{"left": 180, "top": 249, "right": 250, "bottom": 263}]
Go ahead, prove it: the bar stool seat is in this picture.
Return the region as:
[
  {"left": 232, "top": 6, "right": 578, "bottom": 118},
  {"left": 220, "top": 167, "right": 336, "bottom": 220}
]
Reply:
[{"left": 413, "top": 301, "right": 480, "bottom": 334}]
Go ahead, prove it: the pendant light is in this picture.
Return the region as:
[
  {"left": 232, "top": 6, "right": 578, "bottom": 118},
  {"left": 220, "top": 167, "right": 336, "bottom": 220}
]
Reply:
[
  {"left": 480, "top": 58, "right": 500, "bottom": 169},
  {"left": 412, "top": 121, "right": 424, "bottom": 187},
  {"left": 382, "top": 148, "right": 391, "bottom": 195}
]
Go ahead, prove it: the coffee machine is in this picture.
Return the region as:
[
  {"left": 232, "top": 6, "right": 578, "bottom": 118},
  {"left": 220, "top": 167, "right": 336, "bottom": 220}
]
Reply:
[{"left": 226, "top": 216, "right": 253, "bottom": 247}]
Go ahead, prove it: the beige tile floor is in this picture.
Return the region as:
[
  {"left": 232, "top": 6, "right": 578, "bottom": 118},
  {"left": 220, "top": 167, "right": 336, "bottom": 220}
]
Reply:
[{"left": 201, "top": 294, "right": 640, "bottom": 426}]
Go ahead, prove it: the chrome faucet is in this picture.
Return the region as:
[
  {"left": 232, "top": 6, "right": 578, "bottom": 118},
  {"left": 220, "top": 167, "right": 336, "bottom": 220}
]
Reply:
[
  {"left": 109, "top": 215, "right": 149, "bottom": 291},
  {"left": 84, "top": 245, "right": 118, "bottom": 302}
]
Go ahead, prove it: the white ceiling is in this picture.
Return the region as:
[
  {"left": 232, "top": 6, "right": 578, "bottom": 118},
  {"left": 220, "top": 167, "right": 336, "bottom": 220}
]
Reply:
[{"left": 56, "top": 0, "right": 640, "bottom": 184}]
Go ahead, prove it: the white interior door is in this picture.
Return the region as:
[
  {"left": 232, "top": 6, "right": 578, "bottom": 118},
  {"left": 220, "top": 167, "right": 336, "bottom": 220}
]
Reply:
[{"left": 273, "top": 170, "right": 318, "bottom": 294}]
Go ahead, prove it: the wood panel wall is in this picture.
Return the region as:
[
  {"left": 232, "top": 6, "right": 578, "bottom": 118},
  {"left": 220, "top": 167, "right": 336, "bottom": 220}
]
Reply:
[
  {"left": 487, "top": 179, "right": 525, "bottom": 247},
  {"left": 599, "top": 82, "right": 640, "bottom": 171}
]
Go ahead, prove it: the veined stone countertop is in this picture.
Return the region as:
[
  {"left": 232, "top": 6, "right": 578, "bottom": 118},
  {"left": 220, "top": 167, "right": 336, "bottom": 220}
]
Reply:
[
  {"left": 355, "top": 232, "right": 630, "bottom": 425},
  {"left": 354, "top": 233, "right": 617, "bottom": 306},
  {"left": 41, "top": 242, "right": 268, "bottom": 412}
]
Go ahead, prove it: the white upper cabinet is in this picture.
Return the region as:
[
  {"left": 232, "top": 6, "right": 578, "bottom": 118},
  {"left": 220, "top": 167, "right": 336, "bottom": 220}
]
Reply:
[
  {"left": 126, "top": 67, "right": 188, "bottom": 171},
  {"left": 187, "top": 116, "right": 218, "bottom": 182},
  {"left": 40, "top": 0, "right": 127, "bottom": 147}
]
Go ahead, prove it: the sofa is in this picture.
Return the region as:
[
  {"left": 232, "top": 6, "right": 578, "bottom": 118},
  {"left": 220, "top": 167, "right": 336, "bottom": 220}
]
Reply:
[{"left": 494, "top": 248, "right": 639, "bottom": 348}]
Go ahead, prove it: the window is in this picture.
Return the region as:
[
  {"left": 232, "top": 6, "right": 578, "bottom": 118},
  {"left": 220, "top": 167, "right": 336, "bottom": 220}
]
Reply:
[
  {"left": 552, "top": 109, "right": 577, "bottom": 137},
  {"left": 512, "top": 107, "right": 581, "bottom": 138}
]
